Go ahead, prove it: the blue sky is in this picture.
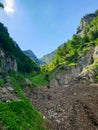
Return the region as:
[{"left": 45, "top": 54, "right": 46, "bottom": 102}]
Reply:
[{"left": 0, "top": 0, "right": 98, "bottom": 58}]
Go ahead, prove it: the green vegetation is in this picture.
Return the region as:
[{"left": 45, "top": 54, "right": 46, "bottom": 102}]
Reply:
[
  {"left": 0, "top": 2, "right": 4, "bottom": 8},
  {"left": 0, "top": 78, "right": 4, "bottom": 86},
  {"left": 10, "top": 72, "right": 32, "bottom": 89},
  {"left": 0, "top": 73, "right": 47, "bottom": 130},
  {"left": 40, "top": 51, "right": 56, "bottom": 65},
  {"left": 0, "top": 101, "right": 46, "bottom": 130},
  {"left": 32, "top": 72, "right": 49, "bottom": 86},
  {"left": 23, "top": 50, "right": 40, "bottom": 65},
  {"left": 42, "top": 10, "right": 98, "bottom": 72},
  {"left": 0, "top": 22, "right": 40, "bottom": 74},
  {"left": 9, "top": 9, "right": 98, "bottom": 87},
  {"left": 1, "top": 9, "right": 98, "bottom": 130},
  {"left": 0, "top": 16, "right": 47, "bottom": 130}
]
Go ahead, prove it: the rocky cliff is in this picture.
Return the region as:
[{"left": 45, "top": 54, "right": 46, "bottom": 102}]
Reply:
[
  {"left": 50, "top": 45, "right": 98, "bottom": 87},
  {"left": 0, "top": 22, "right": 40, "bottom": 74},
  {"left": 0, "top": 49, "right": 17, "bottom": 75},
  {"left": 77, "top": 10, "right": 98, "bottom": 35},
  {"left": 50, "top": 10, "right": 98, "bottom": 87}
]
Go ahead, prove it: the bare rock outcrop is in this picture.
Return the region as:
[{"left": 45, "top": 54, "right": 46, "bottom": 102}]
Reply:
[
  {"left": 0, "top": 49, "right": 17, "bottom": 75},
  {"left": 79, "top": 46, "right": 98, "bottom": 82},
  {"left": 0, "top": 76, "right": 19, "bottom": 102},
  {"left": 50, "top": 64, "right": 82, "bottom": 87},
  {"left": 77, "top": 13, "right": 96, "bottom": 35},
  {"left": 50, "top": 46, "right": 98, "bottom": 87}
]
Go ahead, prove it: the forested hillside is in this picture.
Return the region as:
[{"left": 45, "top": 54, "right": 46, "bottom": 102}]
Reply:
[
  {"left": 23, "top": 50, "right": 41, "bottom": 65},
  {"left": 42, "top": 10, "right": 98, "bottom": 72},
  {"left": 0, "top": 22, "right": 40, "bottom": 74},
  {"left": 40, "top": 50, "right": 56, "bottom": 65},
  {"left": 0, "top": 22, "right": 48, "bottom": 130}
]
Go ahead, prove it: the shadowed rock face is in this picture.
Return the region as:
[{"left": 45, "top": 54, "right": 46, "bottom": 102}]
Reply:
[{"left": 0, "top": 49, "right": 17, "bottom": 75}]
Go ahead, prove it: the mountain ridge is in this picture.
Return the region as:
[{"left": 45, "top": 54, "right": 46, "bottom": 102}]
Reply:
[
  {"left": 23, "top": 49, "right": 56, "bottom": 65},
  {"left": 0, "top": 22, "right": 40, "bottom": 74},
  {"left": 23, "top": 49, "right": 41, "bottom": 65},
  {"left": 39, "top": 50, "right": 56, "bottom": 65}
]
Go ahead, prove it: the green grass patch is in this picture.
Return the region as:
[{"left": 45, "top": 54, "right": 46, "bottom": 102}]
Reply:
[
  {"left": 0, "top": 101, "right": 46, "bottom": 130},
  {"left": 10, "top": 76, "right": 25, "bottom": 99},
  {"left": 68, "top": 62, "right": 77, "bottom": 66},
  {"left": 32, "top": 73, "right": 48, "bottom": 86},
  {"left": 9, "top": 72, "right": 32, "bottom": 88},
  {"left": 0, "top": 73, "right": 48, "bottom": 130},
  {"left": 0, "top": 78, "right": 4, "bottom": 86}
]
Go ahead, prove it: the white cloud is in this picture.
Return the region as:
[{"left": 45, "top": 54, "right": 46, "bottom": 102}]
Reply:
[{"left": 4, "top": 0, "right": 15, "bottom": 15}]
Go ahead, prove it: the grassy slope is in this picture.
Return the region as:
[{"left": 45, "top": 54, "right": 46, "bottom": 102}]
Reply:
[
  {"left": 32, "top": 73, "right": 48, "bottom": 86},
  {"left": 0, "top": 74, "right": 47, "bottom": 130},
  {"left": 0, "top": 101, "right": 45, "bottom": 130}
]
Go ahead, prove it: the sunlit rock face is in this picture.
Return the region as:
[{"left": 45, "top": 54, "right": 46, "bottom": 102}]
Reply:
[
  {"left": 77, "top": 14, "right": 96, "bottom": 36},
  {"left": 50, "top": 46, "right": 98, "bottom": 87}
]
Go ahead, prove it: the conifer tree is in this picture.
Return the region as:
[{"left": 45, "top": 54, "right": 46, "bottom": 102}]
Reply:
[{"left": 0, "top": 2, "right": 4, "bottom": 9}]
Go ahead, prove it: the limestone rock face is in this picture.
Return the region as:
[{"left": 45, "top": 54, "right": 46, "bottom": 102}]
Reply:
[
  {"left": 78, "top": 46, "right": 98, "bottom": 82},
  {"left": 78, "top": 47, "right": 94, "bottom": 68},
  {"left": 0, "top": 76, "right": 19, "bottom": 102},
  {"left": 50, "top": 64, "right": 82, "bottom": 87},
  {"left": 0, "top": 49, "right": 17, "bottom": 75},
  {"left": 50, "top": 46, "right": 98, "bottom": 87},
  {"left": 77, "top": 14, "right": 96, "bottom": 35},
  {"left": 93, "top": 46, "right": 98, "bottom": 59}
]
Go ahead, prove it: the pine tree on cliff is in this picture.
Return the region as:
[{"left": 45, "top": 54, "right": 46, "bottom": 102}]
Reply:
[{"left": 0, "top": 2, "right": 4, "bottom": 9}]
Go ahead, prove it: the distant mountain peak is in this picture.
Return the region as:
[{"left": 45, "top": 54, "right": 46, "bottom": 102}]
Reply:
[
  {"left": 39, "top": 51, "right": 56, "bottom": 65},
  {"left": 23, "top": 50, "right": 41, "bottom": 65},
  {"left": 0, "top": 22, "right": 40, "bottom": 74}
]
